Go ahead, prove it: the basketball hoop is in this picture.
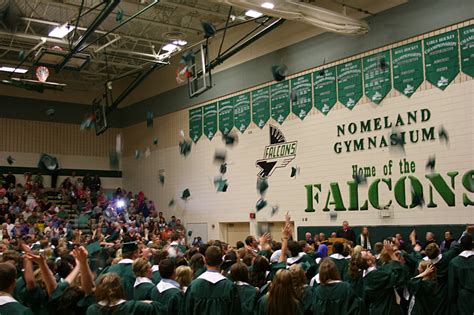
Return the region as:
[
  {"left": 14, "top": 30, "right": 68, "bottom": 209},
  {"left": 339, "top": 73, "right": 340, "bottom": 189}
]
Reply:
[{"left": 176, "top": 64, "right": 188, "bottom": 84}]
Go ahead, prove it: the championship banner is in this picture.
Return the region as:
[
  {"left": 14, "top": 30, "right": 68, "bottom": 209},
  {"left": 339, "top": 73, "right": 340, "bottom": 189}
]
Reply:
[
  {"left": 460, "top": 24, "right": 474, "bottom": 78},
  {"left": 270, "top": 81, "right": 291, "bottom": 125},
  {"left": 233, "top": 93, "right": 251, "bottom": 133},
  {"left": 392, "top": 41, "right": 424, "bottom": 97},
  {"left": 291, "top": 74, "right": 313, "bottom": 120},
  {"left": 313, "top": 66, "right": 337, "bottom": 115},
  {"left": 203, "top": 103, "right": 218, "bottom": 140},
  {"left": 424, "top": 30, "right": 459, "bottom": 90},
  {"left": 363, "top": 50, "right": 392, "bottom": 104},
  {"left": 218, "top": 97, "right": 234, "bottom": 135},
  {"left": 189, "top": 107, "right": 203, "bottom": 143},
  {"left": 337, "top": 59, "right": 363, "bottom": 109},
  {"left": 252, "top": 87, "right": 271, "bottom": 129}
]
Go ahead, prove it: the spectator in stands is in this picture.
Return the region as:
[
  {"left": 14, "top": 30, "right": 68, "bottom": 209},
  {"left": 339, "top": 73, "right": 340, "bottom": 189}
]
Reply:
[
  {"left": 336, "top": 221, "right": 356, "bottom": 244},
  {"left": 168, "top": 215, "right": 177, "bottom": 229},
  {"left": 33, "top": 172, "right": 43, "bottom": 187},
  {"left": 424, "top": 232, "right": 437, "bottom": 249},
  {"left": 93, "top": 175, "right": 101, "bottom": 192},
  {"left": 5, "top": 172, "right": 16, "bottom": 188},
  {"left": 305, "top": 232, "right": 314, "bottom": 245},
  {"left": 440, "top": 230, "right": 454, "bottom": 253}
]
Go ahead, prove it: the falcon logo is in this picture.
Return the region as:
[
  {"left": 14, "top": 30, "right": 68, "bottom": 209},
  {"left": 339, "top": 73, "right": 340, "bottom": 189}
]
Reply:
[{"left": 256, "top": 125, "right": 297, "bottom": 179}]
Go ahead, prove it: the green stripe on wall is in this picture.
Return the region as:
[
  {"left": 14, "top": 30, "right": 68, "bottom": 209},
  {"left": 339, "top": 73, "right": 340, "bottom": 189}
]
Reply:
[{"left": 0, "top": 166, "right": 121, "bottom": 178}]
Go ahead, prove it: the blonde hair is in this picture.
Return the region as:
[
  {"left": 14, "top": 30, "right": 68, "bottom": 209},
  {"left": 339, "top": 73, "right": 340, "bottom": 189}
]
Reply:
[
  {"left": 95, "top": 273, "right": 125, "bottom": 305},
  {"left": 132, "top": 257, "right": 149, "bottom": 277},
  {"left": 176, "top": 266, "right": 192, "bottom": 289},
  {"left": 351, "top": 245, "right": 363, "bottom": 257},
  {"left": 289, "top": 264, "right": 306, "bottom": 299},
  {"left": 418, "top": 261, "right": 436, "bottom": 281}
]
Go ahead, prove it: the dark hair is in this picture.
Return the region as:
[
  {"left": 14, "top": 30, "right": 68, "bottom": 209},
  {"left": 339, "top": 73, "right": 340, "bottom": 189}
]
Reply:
[
  {"left": 288, "top": 241, "right": 302, "bottom": 257},
  {"left": 170, "top": 233, "right": 180, "bottom": 242},
  {"left": 190, "top": 253, "right": 205, "bottom": 276},
  {"left": 222, "top": 251, "right": 238, "bottom": 273},
  {"left": 230, "top": 262, "right": 249, "bottom": 283},
  {"left": 205, "top": 246, "right": 222, "bottom": 267},
  {"left": 319, "top": 258, "right": 341, "bottom": 284},
  {"left": 460, "top": 234, "right": 473, "bottom": 250},
  {"left": 374, "top": 242, "right": 383, "bottom": 254},
  {"left": 236, "top": 241, "right": 245, "bottom": 249},
  {"left": 332, "top": 242, "right": 344, "bottom": 254},
  {"left": 0, "top": 262, "right": 16, "bottom": 291},
  {"left": 244, "top": 236, "right": 254, "bottom": 246},
  {"left": 57, "top": 286, "right": 86, "bottom": 314},
  {"left": 249, "top": 255, "right": 270, "bottom": 288},
  {"left": 159, "top": 259, "right": 176, "bottom": 279},
  {"left": 425, "top": 243, "right": 440, "bottom": 259},
  {"left": 151, "top": 250, "right": 168, "bottom": 266},
  {"left": 56, "top": 255, "right": 76, "bottom": 279},
  {"left": 267, "top": 269, "right": 300, "bottom": 315},
  {"left": 242, "top": 254, "right": 254, "bottom": 267}
]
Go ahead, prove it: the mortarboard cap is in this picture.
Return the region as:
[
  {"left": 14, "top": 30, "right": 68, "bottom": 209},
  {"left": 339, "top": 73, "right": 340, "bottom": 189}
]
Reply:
[
  {"left": 214, "top": 176, "right": 228, "bottom": 192},
  {"left": 18, "top": 50, "right": 25, "bottom": 61},
  {"left": 116, "top": 9, "right": 124, "bottom": 22},
  {"left": 153, "top": 137, "right": 158, "bottom": 145},
  {"left": 187, "top": 230, "right": 193, "bottom": 237},
  {"left": 201, "top": 21, "right": 217, "bottom": 38},
  {"left": 6, "top": 155, "right": 15, "bottom": 165},
  {"left": 389, "top": 129, "right": 406, "bottom": 154},
  {"left": 46, "top": 108, "right": 55, "bottom": 116},
  {"left": 219, "top": 163, "right": 227, "bottom": 175},
  {"left": 122, "top": 241, "right": 138, "bottom": 253},
  {"left": 354, "top": 173, "right": 367, "bottom": 186},
  {"left": 134, "top": 149, "right": 142, "bottom": 160},
  {"left": 290, "top": 166, "right": 300, "bottom": 178},
  {"left": 257, "top": 179, "right": 269, "bottom": 196},
  {"left": 222, "top": 132, "right": 238, "bottom": 147},
  {"left": 256, "top": 198, "right": 267, "bottom": 211},
  {"left": 109, "top": 150, "right": 119, "bottom": 169},
  {"left": 214, "top": 149, "right": 227, "bottom": 164},
  {"left": 181, "top": 188, "right": 191, "bottom": 200},
  {"left": 146, "top": 111, "right": 154, "bottom": 128},
  {"left": 159, "top": 170, "right": 165, "bottom": 185},
  {"left": 168, "top": 199, "right": 175, "bottom": 207},
  {"left": 438, "top": 126, "right": 449, "bottom": 144},
  {"left": 38, "top": 154, "right": 59, "bottom": 173},
  {"left": 179, "top": 140, "right": 192, "bottom": 157},
  {"left": 271, "top": 205, "right": 279, "bottom": 217},
  {"left": 425, "top": 156, "right": 436, "bottom": 171},
  {"left": 86, "top": 240, "right": 102, "bottom": 256},
  {"left": 271, "top": 64, "right": 288, "bottom": 82},
  {"left": 411, "top": 188, "right": 424, "bottom": 208}
]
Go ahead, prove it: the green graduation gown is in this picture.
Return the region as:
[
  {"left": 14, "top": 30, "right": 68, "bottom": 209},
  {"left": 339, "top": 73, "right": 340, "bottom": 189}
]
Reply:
[
  {"left": 363, "top": 261, "right": 404, "bottom": 315},
  {"left": 151, "top": 265, "right": 161, "bottom": 284},
  {"left": 448, "top": 250, "right": 474, "bottom": 315},
  {"left": 312, "top": 281, "right": 361, "bottom": 315},
  {"left": 329, "top": 254, "right": 349, "bottom": 281},
  {"left": 184, "top": 270, "right": 241, "bottom": 315},
  {"left": 150, "top": 279, "right": 184, "bottom": 314},
  {"left": 99, "top": 259, "right": 136, "bottom": 300},
  {"left": 0, "top": 295, "right": 34, "bottom": 315},
  {"left": 235, "top": 281, "right": 258, "bottom": 315},
  {"left": 86, "top": 300, "right": 163, "bottom": 315},
  {"left": 256, "top": 294, "right": 303, "bottom": 315},
  {"left": 133, "top": 277, "right": 155, "bottom": 300},
  {"left": 406, "top": 278, "right": 436, "bottom": 315},
  {"left": 17, "top": 284, "right": 49, "bottom": 315}
]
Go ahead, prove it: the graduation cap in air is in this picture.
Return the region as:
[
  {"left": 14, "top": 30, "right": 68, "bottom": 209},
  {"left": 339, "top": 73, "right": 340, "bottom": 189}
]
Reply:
[
  {"left": 318, "top": 56, "right": 327, "bottom": 76},
  {"left": 438, "top": 126, "right": 449, "bottom": 144},
  {"left": 411, "top": 188, "right": 424, "bottom": 208},
  {"left": 134, "top": 149, "right": 142, "bottom": 160},
  {"left": 153, "top": 137, "right": 158, "bottom": 145},
  {"left": 201, "top": 21, "right": 217, "bottom": 38},
  {"left": 179, "top": 140, "right": 192, "bottom": 157},
  {"left": 38, "top": 154, "right": 59, "bottom": 173},
  {"left": 181, "top": 188, "right": 191, "bottom": 200},
  {"left": 290, "top": 166, "right": 300, "bottom": 178},
  {"left": 290, "top": 90, "right": 298, "bottom": 103},
  {"left": 6, "top": 155, "right": 15, "bottom": 165},
  {"left": 146, "top": 112, "right": 154, "bottom": 128},
  {"left": 18, "top": 50, "right": 25, "bottom": 61},
  {"left": 271, "top": 64, "right": 288, "bottom": 82},
  {"left": 389, "top": 129, "right": 406, "bottom": 154},
  {"left": 116, "top": 9, "right": 124, "bottom": 22},
  {"left": 214, "top": 176, "right": 228, "bottom": 192},
  {"left": 116, "top": 133, "right": 123, "bottom": 155},
  {"left": 109, "top": 150, "right": 120, "bottom": 169},
  {"left": 180, "top": 50, "right": 195, "bottom": 64},
  {"left": 271, "top": 205, "right": 279, "bottom": 217},
  {"left": 378, "top": 56, "right": 388, "bottom": 70},
  {"left": 256, "top": 198, "right": 267, "bottom": 211},
  {"left": 80, "top": 115, "right": 94, "bottom": 131},
  {"left": 122, "top": 241, "right": 138, "bottom": 253},
  {"left": 354, "top": 174, "right": 367, "bottom": 186},
  {"left": 425, "top": 156, "right": 436, "bottom": 171},
  {"left": 257, "top": 179, "right": 269, "bottom": 196},
  {"left": 159, "top": 170, "right": 165, "bottom": 185},
  {"left": 214, "top": 149, "right": 227, "bottom": 164},
  {"left": 219, "top": 163, "right": 227, "bottom": 175},
  {"left": 145, "top": 147, "right": 151, "bottom": 158},
  {"left": 222, "top": 132, "right": 238, "bottom": 147},
  {"left": 46, "top": 108, "right": 55, "bottom": 117},
  {"left": 86, "top": 240, "right": 102, "bottom": 256},
  {"left": 168, "top": 199, "right": 175, "bottom": 207},
  {"left": 187, "top": 230, "right": 193, "bottom": 237}
]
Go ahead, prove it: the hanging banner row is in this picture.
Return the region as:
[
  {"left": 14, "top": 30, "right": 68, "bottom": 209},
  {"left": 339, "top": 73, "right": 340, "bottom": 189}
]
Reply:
[{"left": 189, "top": 25, "right": 474, "bottom": 142}]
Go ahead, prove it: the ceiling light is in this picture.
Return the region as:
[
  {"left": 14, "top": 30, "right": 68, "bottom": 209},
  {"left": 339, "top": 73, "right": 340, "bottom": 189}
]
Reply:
[
  {"left": 261, "top": 2, "right": 274, "bottom": 9},
  {"left": 48, "top": 24, "right": 73, "bottom": 38},
  {"left": 245, "top": 10, "right": 263, "bottom": 18},
  {"left": 172, "top": 40, "right": 188, "bottom": 46},
  {"left": 0, "top": 66, "right": 28, "bottom": 74},
  {"left": 162, "top": 43, "right": 178, "bottom": 52}
]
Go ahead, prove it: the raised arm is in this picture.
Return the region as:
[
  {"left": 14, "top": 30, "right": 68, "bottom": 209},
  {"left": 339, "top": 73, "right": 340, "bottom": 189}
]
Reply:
[
  {"left": 25, "top": 252, "right": 57, "bottom": 296},
  {"left": 73, "top": 246, "right": 95, "bottom": 295},
  {"left": 20, "top": 243, "right": 35, "bottom": 290},
  {"left": 279, "top": 212, "right": 292, "bottom": 263}
]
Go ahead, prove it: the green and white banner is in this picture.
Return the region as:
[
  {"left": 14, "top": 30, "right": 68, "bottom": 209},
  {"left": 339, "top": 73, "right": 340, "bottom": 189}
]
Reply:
[
  {"left": 233, "top": 92, "right": 251, "bottom": 133},
  {"left": 203, "top": 103, "right": 218, "bottom": 140},
  {"left": 460, "top": 24, "right": 474, "bottom": 78},
  {"left": 313, "top": 67, "right": 337, "bottom": 115},
  {"left": 337, "top": 59, "right": 363, "bottom": 109},
  {"left": 424, "top": 30, "right": 459, "bottom": 90},
  {"left": 270, "top": 81, "right": 291, "bottom": 125},
  {"left": 252, "top": 87, "right": 271, "bottom": 129},
  {"left": 291, "top": 74, "right": 313, "bottom": 120},
  {"left": 189, "top": 107, "right": 202, "bottom": 143},
  {"left": 363, "top": 50, "right": 392, "bottom": 104},
  {"left": 218, "top": 98, "right": 234, "bottom": 135},
  {"left": 392, "top": 41, "right": 424, "bottom": 97}
]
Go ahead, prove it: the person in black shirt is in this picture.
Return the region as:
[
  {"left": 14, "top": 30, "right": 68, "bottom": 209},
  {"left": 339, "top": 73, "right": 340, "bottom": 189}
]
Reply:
[{"left": 336, "top": 221, "right": 356, "bottom": 244}]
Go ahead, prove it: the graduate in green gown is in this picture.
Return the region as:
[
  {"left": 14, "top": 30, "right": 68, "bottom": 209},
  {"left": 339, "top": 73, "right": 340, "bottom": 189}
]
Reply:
[
  {"left": 448, "top": 234, "right": 474, "bottom": 315},
  {"left": 329, "top": 242, "right": 349, "bottom": 281},
  {"left": 184, "top": 246, "right": 241, "bottom": 315},
  {"left": 312, "top": 258, "right": 361, "bottom": 315},
  {"left": 230, "top": 262, "right": 258, "bottom": 315},
  {"left": 132, "top": 257, "right": 155, "bottom": 300},
  {"left": 150, "top": 258, "right": 184, "bottom": 314},
  {"left": 0, "top": 262, "right": 33, "bottom": 315},
  {"left": 406, "top": 260, "right": 436, "bottom": 315},
  {"left": 87, "top": 273, "right": 164, "bottom": 315},
  {"left": 99, "top": 241, "right": 139, "bottom": 300}
]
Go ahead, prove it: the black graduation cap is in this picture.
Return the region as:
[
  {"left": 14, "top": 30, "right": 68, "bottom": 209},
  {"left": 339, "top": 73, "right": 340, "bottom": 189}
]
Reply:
[
  {"left": 109, "top": 150, "right": 119, "bottom": 169},
  {"left": 354, "top": 174, "right": 367, "bottom": 186},
  {"left": 411, "top": 188, "right": 424, "bottom": 208},
  {"left": 438, "top": 126, "right": 449, "bottom": 144},
  {"left": 290, "top": 90, "right": 298, "bottom": 102},
  {"left": 214, "top": 149, "right": 227, "bottom": 164},
  {"left": 271, "top": 64, "right": 288, "bottom": 82},
  {"left": 146, "top": 112, "right": 154, "bottom": 128},
  {"left": 159, "top": 170, "right": 165, "bottom": 185},
  {"left": 187, "top": 230, "right": 193, "bottom": 237},
  {"left": 219, "top": 163, "right": 227, "bottom": 175},
  {"left": 122, "top": 241, "right": 138, "bottom": 253},
  {"left": 153, "top": 137, "right": 158, "bottom": 145},
  {"left": 6, "top": 155, "right": 15, "bottom": 165},
  {"left": 379, "top": 56, "right": 388, "bottom": 70},
  {"left": 214, "top": 176, "right": 228, "bottom": 192},
  {"left": 168, "top": 199, "right": 175, "bottom": 207},
  {"left": 116, "top": 9, "right": 124, "bottom": 22},
  {"left": 201, "top": 21, "right": 217, "bottom": 38},
  {"left": 318, "top": 68, "right": 326, "bottom": 76},
  {"left": 271, "top": 205, "right": 279, "bottom": 217},
  {"left": 38, "top": 154, "right": 59, "bottom": 173},
  {"left": 181, "top": 188, "right": 191, "bottom": 200},
  {"left": 222, "top": 132, "right": 238, "bottom": 147},
  {"left": 290, "top": 166, "right": 300, "bottom": 178},
  {"left": 46, "top": 108, "right": 55, "bottom": 116},
  {"left": 180, "top": 50, "right": 195, "bottom": 63},
  {"left": 256, "top": 198, "right": 267, "bottom": 212},
  {"left": 179, "top": 140, "right": 192, "bottom": 157},
  {"left": 425, "top": 156, "right": 436, "bottom": 171},
  {"left": 257, "top": 179, "right": 269, "bottom": 196},
  {"left": 390, "top": 129, "right": 406, "bottom": 153}
]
